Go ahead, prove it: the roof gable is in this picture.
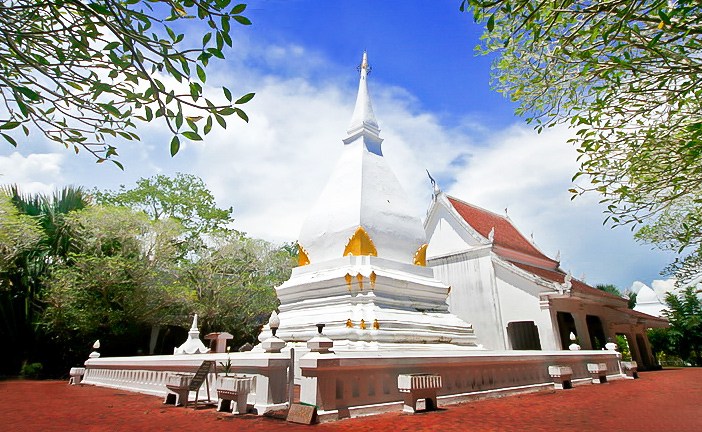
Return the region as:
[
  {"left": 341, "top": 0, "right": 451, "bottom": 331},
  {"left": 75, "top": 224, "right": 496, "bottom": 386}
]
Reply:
[{"left": 446, "top": 196, "right": 557, "bottom": 266}]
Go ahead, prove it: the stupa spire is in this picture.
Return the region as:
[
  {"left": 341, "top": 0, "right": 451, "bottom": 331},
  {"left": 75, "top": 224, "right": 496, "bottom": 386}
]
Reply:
[{"left": 346, "top": 51, "right": 381, "bottom": 143}]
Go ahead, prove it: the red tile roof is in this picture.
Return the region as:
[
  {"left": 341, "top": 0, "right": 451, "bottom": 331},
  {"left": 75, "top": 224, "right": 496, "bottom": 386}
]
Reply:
[{"left": 447, "top": 196, "right": 557, "bottom": 265}]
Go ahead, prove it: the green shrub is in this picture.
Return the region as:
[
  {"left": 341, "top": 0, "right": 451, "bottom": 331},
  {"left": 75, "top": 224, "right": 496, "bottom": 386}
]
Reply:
[{"left": 19, "top": 362, "right": 43, "bottom": 379}]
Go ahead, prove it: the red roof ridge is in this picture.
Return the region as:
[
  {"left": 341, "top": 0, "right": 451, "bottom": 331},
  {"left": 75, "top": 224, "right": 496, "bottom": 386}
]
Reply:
[
  {"left": 446, "top": 195, "right": 509, "bottom": 221},
  {"left": 445, "top": 195, "right": 558, "bottom": 266}
]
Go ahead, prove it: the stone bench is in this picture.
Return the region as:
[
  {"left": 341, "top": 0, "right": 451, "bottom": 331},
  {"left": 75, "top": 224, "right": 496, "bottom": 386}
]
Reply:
[
  {"left": 398, "top": 373, "right": 442, "bottom": 413},
  {"left": 548, "top": 365, "right": 573, "bottom": 390},
  {"left": 216, "top": 376, "right": 254, "bottom": 415},
  {"left": 68, "top": 367, "right": 85, "bottom": 385},
  {"left": 587, "top": 363, "right": 608, "bottom": 384},
  {"left": 621, "top": 361, "right": 638, "bottom": 379}
]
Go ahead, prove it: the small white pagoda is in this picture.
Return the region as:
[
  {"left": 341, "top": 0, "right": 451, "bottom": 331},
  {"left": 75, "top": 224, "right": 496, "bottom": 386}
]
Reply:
[{"left": 259, "top": 52, "right": 477, "bottom": 349}]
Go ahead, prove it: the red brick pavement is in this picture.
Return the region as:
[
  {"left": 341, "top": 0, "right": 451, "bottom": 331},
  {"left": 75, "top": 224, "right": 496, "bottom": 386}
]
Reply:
[{"left": 1, "top": 368, "right": 700, "bottom": 431}]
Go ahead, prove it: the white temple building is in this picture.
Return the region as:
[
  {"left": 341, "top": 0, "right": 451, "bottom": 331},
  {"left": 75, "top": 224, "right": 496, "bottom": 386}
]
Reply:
[{"left": 425, "top": 193, "right": 668, "bottom": 369}]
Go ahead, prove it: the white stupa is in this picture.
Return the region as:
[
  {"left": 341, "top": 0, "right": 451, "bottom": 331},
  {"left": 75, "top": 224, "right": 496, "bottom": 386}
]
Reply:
[
  {"left": 260, "top": 52, "right": 477, "bottom": 349},
  {"left": 174, "top": 314, "right": 210, "bottom": 354}
]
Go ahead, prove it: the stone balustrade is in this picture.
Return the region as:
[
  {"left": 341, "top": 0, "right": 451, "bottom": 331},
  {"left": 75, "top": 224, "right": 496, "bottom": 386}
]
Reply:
[
  {"left": 299, "top": 349, "right": 624, "bottom": 422},
  {"left": 81, "top": 352, "right": 290, "bottom": 415}
]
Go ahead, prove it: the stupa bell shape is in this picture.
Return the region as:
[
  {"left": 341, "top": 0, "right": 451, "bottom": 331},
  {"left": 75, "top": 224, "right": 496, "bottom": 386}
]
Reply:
[
  {"left": 265, "top": 53, "right": 477, "bottom": 349},
  {"left": 298, "top": 52, "right": 427, "bottom": 265}
]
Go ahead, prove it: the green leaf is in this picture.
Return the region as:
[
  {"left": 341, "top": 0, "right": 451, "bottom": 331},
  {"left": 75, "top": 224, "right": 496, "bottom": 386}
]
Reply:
[
  {"left": 223, "top": 87, "right": 232, "bottom": 102},
  {"left": 170, "top": 135, "right": 180, "bottom": 156},
  {"left": 215, "top": 114, "right": 226, "bottom": 129},
  {"left": 112, "top": 160, "right": 124, "bottom": 170},
  {"left": 233, "top": 15, "right": 252, "bottom": 25},
  {"left": 658, "top": 10, "right": 671, "bottom": 25},
  {"left": 487, "top": 15, "right": 495, "bottom": 32},
  {"left": 0, "top": 121, "right": 21, "bottom": 130},
  {"left": 182, "top": 131, "right": 203, "bottom": 141},
  {"left": 87, "top": 2, "right": 110, "bottom": 14},
  {"left": 235, "top": 92, "right": 255, "bottom": 104},
  {"left": 232, "top": 4, "right": 246, "bottom": 14},
  {"left": 16, "top": 86, "right": 40, "bottom": 101},
  {"left": 235, "top": 108, "right": 249, "bottom": 122},
  {"left": 202, "top": 32, "right": 212, "bottom": 47},
  {"left": 1, "top": 133, "right": 18, "bottom": 147},
  {"left": 100, "top": 103, "right": 121, "bottom": 117},
  {"left": 197, "top": 65, "right": 206, "bottom": 83}
]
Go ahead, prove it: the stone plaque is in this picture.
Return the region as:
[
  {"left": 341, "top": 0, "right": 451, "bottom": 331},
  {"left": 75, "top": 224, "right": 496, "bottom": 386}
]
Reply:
[{"left": 287, "top": 403, "right": 316, "bottom": 424}]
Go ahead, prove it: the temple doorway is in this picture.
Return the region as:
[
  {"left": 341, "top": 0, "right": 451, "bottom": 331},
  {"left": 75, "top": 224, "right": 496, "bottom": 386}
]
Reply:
[{"left": 506, "top": 321, "right": 542, "bottom": 350}]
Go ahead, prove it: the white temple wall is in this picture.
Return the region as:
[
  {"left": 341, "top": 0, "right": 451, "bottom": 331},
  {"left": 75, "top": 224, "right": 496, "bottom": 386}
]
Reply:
[
  {"left": 429, "top": 250, "right": 504, "bottom": 349},
  {"left": 494, "top": 264, "right": 560, "bottom": 351}
]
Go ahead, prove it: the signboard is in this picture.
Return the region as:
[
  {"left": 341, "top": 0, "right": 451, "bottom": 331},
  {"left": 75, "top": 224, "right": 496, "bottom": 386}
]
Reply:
[
  {"left": 189, "top": 360, "right": 214, "bottom": 390},
  {"left": 287, "top": 403, "right": 317, "bottom": 424}
]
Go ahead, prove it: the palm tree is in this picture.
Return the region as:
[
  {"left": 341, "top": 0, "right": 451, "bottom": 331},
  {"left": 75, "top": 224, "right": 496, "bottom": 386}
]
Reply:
[{"left": 0, "top": 185, "right": 91, "bottom": 375}]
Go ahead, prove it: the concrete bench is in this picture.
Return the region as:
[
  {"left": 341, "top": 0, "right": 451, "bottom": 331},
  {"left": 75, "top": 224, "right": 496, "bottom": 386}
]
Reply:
[
  {"left": 68, "top": 367, "right": 85, "bottom": 385},
  {"left": 548, "top": 365, "right": 573, "bottom": 390},
  {"left": 398, "top": 373, "right": 442, "bottom": 413},
  {"left": 587, "top": 363, "right": 608, "bottom": 384},
  {"left": 216, "top": 376, "right": 254, "bottom": 415},
  {"left": 621, "top": 361, "right": 638, "bottom": 379}
]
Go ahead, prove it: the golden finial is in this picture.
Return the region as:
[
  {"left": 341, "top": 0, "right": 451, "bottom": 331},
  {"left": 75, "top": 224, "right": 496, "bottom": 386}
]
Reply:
[
  {"left": 346, "top": 319, "right": 353, "bottom": 328},
  {"left": 372, "top": 319, "right": 380, "bottom": 330},
  {"left": 360, "top": 319, "right": 367, "bottom": 330}
]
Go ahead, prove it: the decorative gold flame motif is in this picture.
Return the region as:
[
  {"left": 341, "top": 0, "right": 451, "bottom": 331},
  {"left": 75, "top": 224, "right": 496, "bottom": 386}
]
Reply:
[
  {"left": 360, "top": 319, "right": 367, "bottom": 330},
  {"left": 357, "top": 273, "right": 364, "bottom": 290},
  {"left": 346, "top": 319, "right": 353, "bottom": 328},
  {"left": 298, "top": 244, "right": 311, "bottom": 266},
  {"left": 414, "top": 243, "right": 428, "bottom": 266},
  {"left": 372, "top": 319, "right": 380, "bottom": 330},
  {"left": 345, "top": 273, "right": 353, "bottom": 289},
  {"left": 343, "top": 226, "right": 378, "bottom": 257},
  {"left": 370, "top": 271, "right": 377, "bottom": 289}
]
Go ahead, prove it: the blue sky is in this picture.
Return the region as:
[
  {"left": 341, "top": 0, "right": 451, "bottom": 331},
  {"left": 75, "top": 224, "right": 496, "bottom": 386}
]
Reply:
[{"left": 0, "top": 0, "right": 675, "bottom": 291}]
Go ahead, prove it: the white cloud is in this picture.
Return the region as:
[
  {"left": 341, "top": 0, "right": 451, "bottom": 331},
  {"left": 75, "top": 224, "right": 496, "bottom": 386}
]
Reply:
[{"left": 0, "top": 152, "right": 65, "bottom": 195}]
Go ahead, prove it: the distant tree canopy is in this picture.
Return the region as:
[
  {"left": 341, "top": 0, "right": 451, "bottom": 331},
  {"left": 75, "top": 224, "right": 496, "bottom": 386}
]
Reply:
[
  {"left": 595, "top": 283, "right": 637, "bottom": 309},
  {"left": 461, "top": 1, "right": 702, "bottom": 282},
  {"left": 0, "top": 0, "right": 254, "bottom": 166},
  {"left": 94, "top": 172, "right": 233, "bottom": 244},
  {"left": 0, "top": 175, "right": 294, "bottom": 377},
  {"left": 648, "top": 286, "right": 702, "bottom": 366}
]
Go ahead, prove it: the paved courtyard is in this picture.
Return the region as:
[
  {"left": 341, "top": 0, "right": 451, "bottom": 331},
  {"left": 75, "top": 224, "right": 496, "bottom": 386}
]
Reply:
[{"left": 1, "top": 368, "right": 700, "bottom": 431}]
